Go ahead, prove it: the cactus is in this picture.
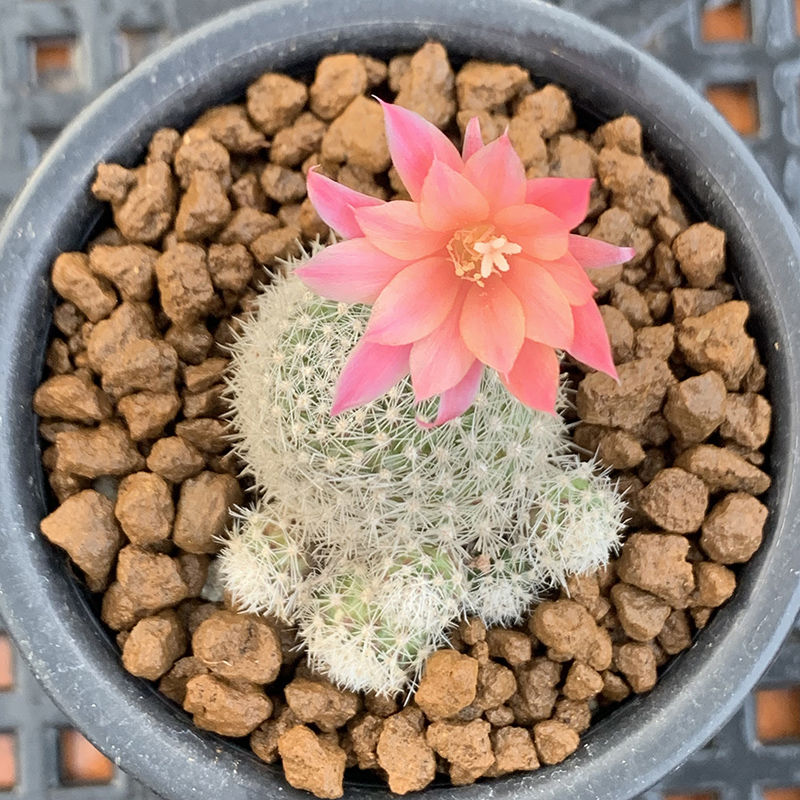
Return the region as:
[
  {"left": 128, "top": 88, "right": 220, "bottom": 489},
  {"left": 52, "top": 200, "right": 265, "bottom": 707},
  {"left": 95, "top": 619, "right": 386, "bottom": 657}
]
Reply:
[
  {"left": 219, "top": 502, "right": 310, "bottom": 620},
  {"left": 298, "top": 546, "right": 466, "bottom": 695},
  {"left": 220, "top": 241, "right": 625, "bottom": 695}
]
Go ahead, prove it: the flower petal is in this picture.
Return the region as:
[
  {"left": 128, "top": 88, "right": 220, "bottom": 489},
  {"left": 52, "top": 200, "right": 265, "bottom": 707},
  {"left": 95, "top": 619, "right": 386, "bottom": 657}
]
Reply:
[
  {"left": 418, "top": 361, "right": 484, "bottom": 428},
  {"left": 295, "top": 238, "right": 409, "bottom": 303},
  {"left": 331, "top": 340, "right": 411, "bottom": 415},
  {"left": 366, "top": 257, "right": 460, "bottom": 346},
  {"left": 568, "top": 300, "right": 618, "bottom": 379},
  {"left": 462, "top": 116, "right": 484, "bottom": 161},
  {"left": 503, "top": 259, "right": 574, "bottom": 349},
  {"left": 409, "top": 288, "right": 473, "bottom": 401},
  {"left": 460, "top": 279, "right": 525, "bottom": 373},
  {"left": 355, "top": 202, "right": 450, "bottom": 261},
  {"left": 494, "top": 204, "right": 570, "bottom": 261},
  {"left": 463, "top": 132, "right": 526, "bottom": 214},
  {"left": 378, "top": 100, "right": 463, "bottom": 201},
  {"left": 307, "top": 168, "right": 384, "bottom": 239},
  {"left": 568, "top": 234, "right": 635, "bottom": 269},
  {"left": 419, "top": 159, "right": 490, "bottom": 232},
  {"left": 531, "top": 250, "right": 597, "bottom": 306},
  {"left": 525, "top": 177, "right": 594, "bottom": 231},
  {"left": 501, "top": 339, "right": 560, "bottom": 413}
]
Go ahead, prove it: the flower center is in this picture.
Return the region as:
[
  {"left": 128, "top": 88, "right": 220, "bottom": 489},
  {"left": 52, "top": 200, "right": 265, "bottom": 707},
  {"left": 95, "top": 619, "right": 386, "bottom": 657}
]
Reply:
[{"left": 447, "top": 225, "right": 522, "bottom": 286}]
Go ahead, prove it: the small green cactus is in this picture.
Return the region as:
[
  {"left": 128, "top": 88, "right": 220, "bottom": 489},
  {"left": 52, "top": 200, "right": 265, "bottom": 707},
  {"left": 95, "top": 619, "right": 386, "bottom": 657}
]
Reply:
[
  {"left": 219, "top": 502, "right": 310, "bottom": 620},
  {"left": 220, "top": 241, "right": 625, "bottom": 695},
  {"left": 298, "top": 547, "right": 465, "bottom": 695}
]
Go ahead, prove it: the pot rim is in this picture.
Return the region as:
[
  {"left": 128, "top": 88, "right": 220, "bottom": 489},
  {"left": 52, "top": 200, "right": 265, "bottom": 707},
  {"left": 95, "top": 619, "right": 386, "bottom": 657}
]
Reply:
[{"left": 1, "top": 1, "right": 799, "bottom": 798}]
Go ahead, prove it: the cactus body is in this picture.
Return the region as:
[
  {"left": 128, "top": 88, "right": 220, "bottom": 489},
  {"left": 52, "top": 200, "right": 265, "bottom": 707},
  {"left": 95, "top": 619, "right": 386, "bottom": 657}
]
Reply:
[{"left": 221, "top": 243, "right": 625, "bottom": 695}]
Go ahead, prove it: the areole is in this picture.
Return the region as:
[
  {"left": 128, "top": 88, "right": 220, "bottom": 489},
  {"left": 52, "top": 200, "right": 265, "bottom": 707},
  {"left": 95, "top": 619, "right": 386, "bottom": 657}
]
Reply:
[{"left": 0, "top": 1, "right": 799, "bottom": 799}]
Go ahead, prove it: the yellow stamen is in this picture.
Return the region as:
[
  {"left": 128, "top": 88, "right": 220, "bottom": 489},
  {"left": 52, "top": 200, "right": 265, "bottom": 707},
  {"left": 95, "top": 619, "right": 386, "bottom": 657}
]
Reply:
[{"left": 447, "top": 225, "right": 522, "bottom": 286}]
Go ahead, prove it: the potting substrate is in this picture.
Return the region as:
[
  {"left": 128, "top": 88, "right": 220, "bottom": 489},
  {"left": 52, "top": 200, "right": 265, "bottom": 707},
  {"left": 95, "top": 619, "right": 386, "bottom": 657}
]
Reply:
[{"left": 31, "top": 42, "right": 774, "bottom": 798}]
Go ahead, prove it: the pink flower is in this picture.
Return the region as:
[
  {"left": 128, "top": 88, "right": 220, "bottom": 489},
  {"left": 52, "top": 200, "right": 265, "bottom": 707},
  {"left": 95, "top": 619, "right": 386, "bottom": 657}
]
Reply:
[{"left": 296, "top": 103, "right": 634, "bottom": 425}]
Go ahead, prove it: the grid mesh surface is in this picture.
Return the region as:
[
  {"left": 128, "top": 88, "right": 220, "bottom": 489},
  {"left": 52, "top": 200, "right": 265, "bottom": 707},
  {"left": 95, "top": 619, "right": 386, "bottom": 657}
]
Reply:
[{"left": 0, "top": 0, "right": 799, "bottom": 798}]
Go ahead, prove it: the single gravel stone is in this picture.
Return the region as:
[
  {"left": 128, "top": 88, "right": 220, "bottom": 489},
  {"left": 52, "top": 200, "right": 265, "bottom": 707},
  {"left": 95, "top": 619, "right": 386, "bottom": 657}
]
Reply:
[
  {"left": 246, "top": 73, "right": 308, "bottom": 135},
  {"left": 615, "top": 642, "right": 657, "bottom": 693},
  {"left": 55, "top": 422, "right": 145, "bottom": 478},
  {"left": 310, "top": 54, "right": 369, "bottom": 120},
  {"left": 530, "top": 600, "right": 599, "bottom": 663},
  {"left": 700, "top": 492, "right": 768, "bottom": 563},
  {"left": 347, "top": 713, "right": 383, "bottom": 770},
  {"left": 664, "top": 371, "right": 727, "bottom": 443},
  {"left": 576, "top": 358, "right": 675, "bottom": 431},
  {"left": 278, "top": 726, "right": 347, "bottom": 799},
  {"left": 34, "top": 373, "right": 112, "bottom": 422},
  {"left": 673, "top": 222, "right": 726, "bottom": 289},
  {"left": 427, "top": 718, "right": 495, "bottom": 785},
  {"left": 487, "top": 727, "right": 539, "bottom": 777},
  {"left": 677, "top": 301, "right": 756, "bottom": 390},
  {"left": 122, "top": 610, "right": 187, "bottom": 680},
  {"left": 414, "top": 650, "right": 479, "bottom": 721},
  {"left": 284, "top": 677, "right": 361, "bottom": 732},
  {"left": 617, "top": 533, "right": 695, "bottom": 607},
  {"left": 473, "top": 661, "right": 517, "bottom": 711},
  {"left": 675, "top": 444, "right": 770, "bottom": 495},
  {"left": 173, "top": 471, "right": 243, "bottom": 554},
  {"left": 694, "top": 562, "right": 737, "bottom": 607},
  {"left": 562, "top": 662, "right": 604, "bottom": 701},
  {"left": 485, "top": 629, "right": 531, "bottom": 666},
  {"left": 184, "top": 674, "right": 272, "bottom": 738},
  {"left": 115, "top": 472, "right": 174, "bottom": 546},
  {"left": 377, "top": 708, "right": 436, "bottom": 795},
  {"left": 720, "top": 392, "right": 772, "bottom": 449},
  {"left": 658, "top": 609, "right": 693, "bottom": 655},
  {"left": 610, "top": 583, "right": 671, "bottom": 641},
  {"left": 510, "top": 658, "right": 561, "bottom": 723},
  {"left": 638, "top": 468, "right": 709, "bottom": 533},
  {"left": 193, "top": 609, "right": 282, "bottom": 684},
  {"left": 533, "top": 719, "right": 580, "bottom": 765},
  {"left": 40, "top": 489, "right": 123, "bottom": 592}
]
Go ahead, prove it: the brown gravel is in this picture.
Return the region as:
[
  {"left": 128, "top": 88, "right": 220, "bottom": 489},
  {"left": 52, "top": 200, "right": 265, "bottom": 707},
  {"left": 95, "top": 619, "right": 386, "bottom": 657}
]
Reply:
[
  {"left": 377, "top": 708, "right": 436, "bottom": 794},
  {"left": 414, "top": 649, "right": 479, "bottom": 721},
  {"left": 35, "top": 41, "right": 772, "bottom": 798},
  {"left": 278, "top": 725, "right": 347, "bottom": 799}
]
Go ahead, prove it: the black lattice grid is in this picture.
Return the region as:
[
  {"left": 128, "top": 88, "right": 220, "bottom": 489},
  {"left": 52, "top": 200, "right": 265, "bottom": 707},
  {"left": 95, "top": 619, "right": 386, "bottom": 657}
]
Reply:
[{"left": 0, "top": 0, "right": 799, "bottom": 798}]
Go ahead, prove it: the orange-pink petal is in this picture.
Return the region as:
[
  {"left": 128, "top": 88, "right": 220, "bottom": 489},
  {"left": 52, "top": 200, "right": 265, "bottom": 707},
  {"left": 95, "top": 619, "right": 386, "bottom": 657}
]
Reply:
[
  {"left": 378, "top": 100, "right": 463, "bottom": 201},
  {"left": 501, "top": 339, "right": 560, "bottom": 414},
  {"left": 503, "top": 259, "right": 574, "bottom": 349},
  {"left": 462, "top": 116, "right": 484, "bottom": 161},
  {"left": 525, "top": 178, "right": 594, "bottom": 231},
  {"left": 418, "top": 360, "right": 484, "bottom": 428},
  {"left": 306, "top": 168, "right": 384, "bottom": 239},
  {"left": 409, "top": 289, "right": 473, "bottom": 401},
  {"left": 463, "top": 132, "right": 526, "bottom": 214},
  {"left": 355, "top": 202, "right": 449, "bottom": 261},
  {"left": 568, "top": 234, "right": 635, "bottom": 269},
  {"left": 460, "top": 279, "right": 525, "bottom": 373},
  {"left": 419, "top": 159, "right": 490, "bottom": 232},
  {"left": 568, "top": 300, "right": 618, "bottom": 379},
  {"left": 331, "top": 340, "right": 411, "bottom": 415},
  {"left": 366, "top": 257, "right": 460, "bottom": 346},
  {"left": 295, "top": 238, "right": 409, "bottom": 303},
  {"left": 531, "top": 250, "right": 597, "bottom": 306},
  {"left": 494, "top": 204, "right": 570, "bottom": 261}
]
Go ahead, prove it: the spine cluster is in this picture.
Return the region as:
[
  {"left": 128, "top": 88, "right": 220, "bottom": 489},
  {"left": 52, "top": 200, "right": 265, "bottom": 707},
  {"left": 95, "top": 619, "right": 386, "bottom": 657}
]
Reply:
[{"left": 221, "top": 242, "right": 625, "bottom": 695}]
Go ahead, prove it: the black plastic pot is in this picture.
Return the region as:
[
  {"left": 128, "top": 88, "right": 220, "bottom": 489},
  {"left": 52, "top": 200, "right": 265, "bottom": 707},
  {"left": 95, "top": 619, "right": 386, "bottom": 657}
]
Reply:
[{"left": 1, "top": 1, "right": 799, "bottom": 798}]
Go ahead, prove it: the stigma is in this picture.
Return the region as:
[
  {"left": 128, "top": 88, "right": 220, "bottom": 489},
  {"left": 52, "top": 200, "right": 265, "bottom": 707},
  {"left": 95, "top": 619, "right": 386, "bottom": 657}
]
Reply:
[{"left": 447, "top": 225, "right": 522, "bottom": 286}]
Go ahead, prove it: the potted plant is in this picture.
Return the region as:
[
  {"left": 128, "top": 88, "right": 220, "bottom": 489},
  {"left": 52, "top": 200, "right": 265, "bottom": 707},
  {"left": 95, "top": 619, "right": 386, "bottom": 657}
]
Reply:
[{"left": 0, "top": 1, "right": 799, "bottom": 798}]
